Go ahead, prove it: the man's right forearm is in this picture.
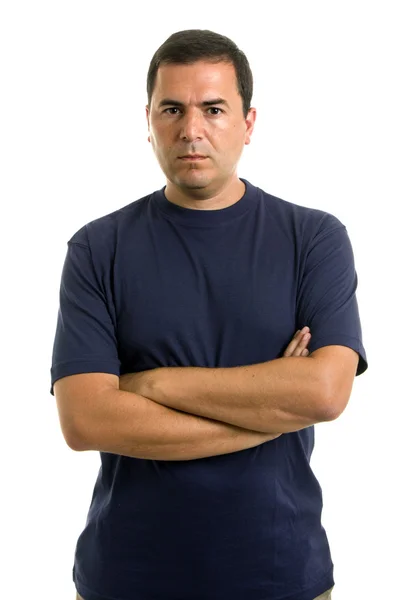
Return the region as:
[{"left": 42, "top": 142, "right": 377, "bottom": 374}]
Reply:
[{"left": 77, "top": 389, "right": 280, "bottom": 461}]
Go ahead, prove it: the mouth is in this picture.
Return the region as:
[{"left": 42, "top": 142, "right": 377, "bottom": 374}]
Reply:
[{"left": 178, "top": 155, "right": 207, "bottom": 161}]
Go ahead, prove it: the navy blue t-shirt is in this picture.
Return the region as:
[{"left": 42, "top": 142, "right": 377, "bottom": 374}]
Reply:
[{"left": 50, "top": 178, "right": 368, "bottom": 600}]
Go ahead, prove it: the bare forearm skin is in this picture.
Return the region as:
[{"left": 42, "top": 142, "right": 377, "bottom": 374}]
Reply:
[
  {"left": 126, "top": 356, "right": 331, "bottom": 434},
  {"left": 79, "top": 389, "right": 280, "bottom": 461}
]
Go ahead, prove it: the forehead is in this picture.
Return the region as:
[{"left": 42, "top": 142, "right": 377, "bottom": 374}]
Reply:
[{"left": 152, "top": 61, "right": 239, "bottom": 100}]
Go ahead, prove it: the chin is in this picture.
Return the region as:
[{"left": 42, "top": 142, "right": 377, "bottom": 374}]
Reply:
[{"left": 174, "top": 172, "right": 211, "bottom": 190}]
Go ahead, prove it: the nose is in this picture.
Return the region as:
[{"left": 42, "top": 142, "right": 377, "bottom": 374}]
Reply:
[{"left": 179, "top": 108, "right": 204, "bottom": 142}]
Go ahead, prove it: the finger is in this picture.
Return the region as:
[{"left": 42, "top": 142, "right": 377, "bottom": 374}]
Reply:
[
  {"left": 292, "top": 333, "right": 311, "bottom": 357},
  {"left": 299, "top": 333, "right": 311, "bottom": 349},
  {"left": 283, "top": 329, "right": 311, "bottom": 357},
  {"left": 283, "top": 334, "right": 301, "bottom": 357}
]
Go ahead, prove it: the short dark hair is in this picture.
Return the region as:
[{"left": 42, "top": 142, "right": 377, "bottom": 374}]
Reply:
[{"left": 146, "top": 29, "right": 253, "bottom": 119}]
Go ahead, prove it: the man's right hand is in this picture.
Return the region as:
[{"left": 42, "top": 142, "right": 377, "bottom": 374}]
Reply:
[
  {"left": 255, "top": 327, "right": 312, "bottom": 443},
  {"left": 283, "top": 327, "right": 311, "bottom": 358}
]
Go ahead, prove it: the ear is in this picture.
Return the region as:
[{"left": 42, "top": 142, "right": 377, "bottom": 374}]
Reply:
[
  {"left": 146, "top": 106, "right": 151, "bottom": 142},
  {"left": 244, "top": 107, "right": 257, "bottom": 146}
]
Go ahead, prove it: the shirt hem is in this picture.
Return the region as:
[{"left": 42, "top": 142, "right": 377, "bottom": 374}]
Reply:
[
  {"left": 74, "top": 568, "right": 334, "bottom": 600},
  {"left": 274, "top": 568, "right": 334, "bottom": 600}
]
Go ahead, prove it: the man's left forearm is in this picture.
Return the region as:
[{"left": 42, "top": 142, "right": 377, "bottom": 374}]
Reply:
[{"left": 123, "top": 356, "right": 332, "bottom": 434}]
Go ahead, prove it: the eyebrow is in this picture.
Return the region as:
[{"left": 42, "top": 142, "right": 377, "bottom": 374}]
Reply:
[{"left": 158, "top": 97, "right": 229, "bottom": 109}]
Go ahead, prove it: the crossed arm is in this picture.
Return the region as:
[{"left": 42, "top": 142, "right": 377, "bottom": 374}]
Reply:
[{"left": 119, "top": 328, "right": 358, "bottom": 434}]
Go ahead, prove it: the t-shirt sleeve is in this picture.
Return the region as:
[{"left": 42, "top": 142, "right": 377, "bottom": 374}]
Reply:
[
  {"left": 50, "top": 235, "right": 121, "bottom": 396},
  {"left": 296, "top": 216, "right": 368, "bottom": 376}
]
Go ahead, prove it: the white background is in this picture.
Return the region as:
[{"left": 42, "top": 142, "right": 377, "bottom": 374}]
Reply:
[{"left": 1, "top": 2, "right": 398, "bottom": 599}]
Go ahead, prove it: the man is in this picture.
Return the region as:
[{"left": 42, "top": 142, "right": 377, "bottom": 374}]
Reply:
[{"left": 50, "top": 29, "right": 368, "bottom": 600}]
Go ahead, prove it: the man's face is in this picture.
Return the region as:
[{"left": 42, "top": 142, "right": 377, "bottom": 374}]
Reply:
[{"left": 146, "top": 60, "right": 256, "bottom": 195}]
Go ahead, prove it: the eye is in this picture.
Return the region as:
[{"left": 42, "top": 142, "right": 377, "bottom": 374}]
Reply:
[
  {"left": 163, "top": 107, "right": 181, "bottom": 115},
  {"left": 162, "top": 107, "right": 223, "bottom": 115}
]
